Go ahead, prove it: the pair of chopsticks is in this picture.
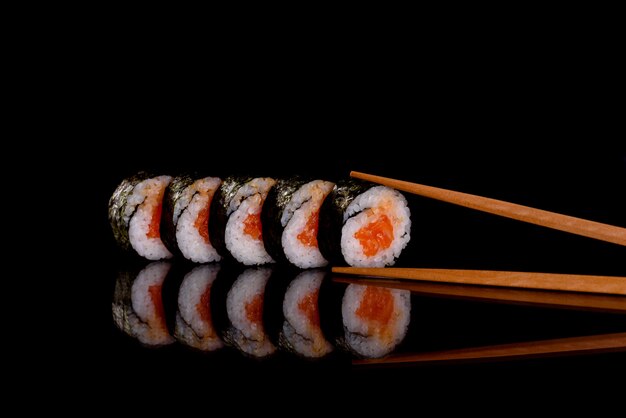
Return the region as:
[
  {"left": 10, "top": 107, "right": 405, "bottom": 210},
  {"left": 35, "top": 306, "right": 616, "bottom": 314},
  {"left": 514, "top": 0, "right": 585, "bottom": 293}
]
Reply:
[{"left": 332, "top": 171, "right": 626, "bottom": 296}]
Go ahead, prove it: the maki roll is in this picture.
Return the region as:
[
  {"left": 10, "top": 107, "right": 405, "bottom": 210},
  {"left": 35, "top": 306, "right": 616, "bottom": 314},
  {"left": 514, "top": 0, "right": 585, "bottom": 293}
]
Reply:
[
  {"left": 109, "top": 173, "right": 173, "bottom": 260},
  {"left": 279, "top": 269, "right": 333, "bottom": 358},
  {"left": 174, "top": 264, "right": 224, "bottom": 352},
  {"left": 161, "top": 175, "right": 222, "bottom": 263},
  {"left": 209, "top": 177, "right": 276, "bottom": 265},
  {"left": 262, "top": 178, "right": 335, "bottom": 269},
  {"left": 319, "top": 179, "right": 411, "bottom": 267},
  {"left": 112, "top": 261, "right": 175, "bottom": 347},
  {"left": 222, "top": 268, "right": 276, "bottom": 357}
]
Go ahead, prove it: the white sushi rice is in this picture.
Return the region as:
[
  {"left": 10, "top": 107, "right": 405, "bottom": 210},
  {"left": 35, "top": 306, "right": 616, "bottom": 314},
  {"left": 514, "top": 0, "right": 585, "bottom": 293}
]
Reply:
[
  {"left": 224, "top": 178, "right": 276, "bottom": 265},
  {"left": 341, "top": 186, "right": 411, "bottom": 267},
  {"left": 341, "top": 284, "right": 410, "bottom": 358},
  {"left": 174, "top": 177, "right": 222, "bottom": 263},
  {"left": 281, "top": 180, "right": 334, "bottom": 268},
  {"left": 225, "top": 268, "right": 276, "bottom": 357},
  {"left": 126, "top": 176, "right": 174, "bottom": 260},
  {"left": 174, "top": 264, "right": 224, "bottom": 351},
  {"left": 282, "top": 270, "right": 333, "bottom": 358},
  {"left": 129, "top": 261, "right": 175, "bottom": 346}
]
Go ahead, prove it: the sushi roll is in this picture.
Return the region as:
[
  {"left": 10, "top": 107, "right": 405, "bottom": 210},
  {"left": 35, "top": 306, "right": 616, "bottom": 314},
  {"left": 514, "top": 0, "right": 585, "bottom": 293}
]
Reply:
[
  {"left": 279, "top": 269, "right": 333, "bottom": 358},
  {"left": 209, "top": 176, "right": 276, "bottom": 265},
  {"left": 222, "top": 267, "right": 276, "bottom": 357},
  {"left": 161, "top": 175, "right": 222, "bottom": 263},
  {"left": 319, "top": 281, "right": 410, "bottom": 358},
  {"left": 262, "top": 178, "right": 335, "bottom": 268},
  {"left": 112, "top": 261, "right": 175, "bottom": 347},
  {"left": 174, "top": 264, "right": 224, "bottom": 352},
  {"left": 318, "top": 179, "right": 411, "bottom": 267},
  {"left": 109, "top": 173, "right": 173, "bottom": 260}
]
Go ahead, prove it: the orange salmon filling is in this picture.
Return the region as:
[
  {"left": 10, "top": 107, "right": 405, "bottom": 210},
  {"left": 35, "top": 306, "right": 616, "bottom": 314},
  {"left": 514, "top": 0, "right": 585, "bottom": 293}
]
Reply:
[
  {"left": 298, "top": 290, "right": 320, "bottom": 327},
  {"left": 355, "top": 286, "right": 394, "bottom": 328},
  {"left": 245, "top": 294, "right": 264, "bottom": 324},
  {"left": 147, "top": 200, "right": 163, "bottom": 239},
  {"left": 354, "top": 214, "right": 394, "bottom": 257},
  {"left": 243, "top": 212, "right": 263, "bottom": 241},
  {"left": 194, "top": 203, "right": 210, "bottom": 243},
  {"left": 148, "top": 284, "right": 168, "bottom": 330},
  {"left": 196, "top": 286, "right": 212, "bottom": 324},
  {"left": 297, "top": 210, "right": 319, "bottom": 247}
]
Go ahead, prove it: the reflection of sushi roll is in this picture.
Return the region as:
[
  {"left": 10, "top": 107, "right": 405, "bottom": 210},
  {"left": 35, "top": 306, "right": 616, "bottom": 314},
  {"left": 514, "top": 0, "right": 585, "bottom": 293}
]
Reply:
[
  {"left": 319, "top": 280, "right": 411, "bottom": 358},
  {"left": 279, "top": 269, "right": 333, "bottom": 358},
  {"left": 161, "top": 175, "right": 222, "bottom": 263},
  {"left": 319, "top": 179, "right": 411, "bottom": 267},
  {"left": 223, "top": 268, "right": 276, "bottom": 357},
  {"left": 262, "top": 178, "right": 334, "bottom": 268},
  {"left": 340, "top": 284, "right": 410, "bottom": 358},
  {"left": 112, "top": 261, "right": 175, "bottom": 346},
  {"left": 209, "top": 177, "right": 276, "bottom": 265},
  {"left": 109, "top": 173, "right": 173, "bottom": 260},
  {"left": 174, "top": 264, "right": 224, "bottom": 352}
]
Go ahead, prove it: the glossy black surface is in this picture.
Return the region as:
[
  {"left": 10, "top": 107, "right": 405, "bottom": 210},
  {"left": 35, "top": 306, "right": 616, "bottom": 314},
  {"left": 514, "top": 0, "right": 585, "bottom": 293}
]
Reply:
[
  {"left": 108, "top": 258, "right": 626, "bottom": 363},
  {"left": 68, "top": 147, "right": 626, "bottom": 403}
]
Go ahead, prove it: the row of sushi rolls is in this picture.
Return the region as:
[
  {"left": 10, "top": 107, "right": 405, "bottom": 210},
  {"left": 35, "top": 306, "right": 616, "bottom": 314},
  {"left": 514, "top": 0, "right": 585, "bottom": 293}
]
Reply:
[{"left": 110, "top": 173, "right": 413, "bottom": 359}]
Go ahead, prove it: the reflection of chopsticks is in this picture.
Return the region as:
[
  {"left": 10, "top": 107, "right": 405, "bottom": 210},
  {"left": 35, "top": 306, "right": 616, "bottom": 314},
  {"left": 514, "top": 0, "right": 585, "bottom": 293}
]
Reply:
[
  {"left": 353, "top": 332, "right": 626, "bottom": 366},
  {"left": 351, "top": 171, "right": 626, "bottom": 246},
  {"left": 332, "top": 267, "right": 626, "bottom": 295},
  {"left": 333, "top": 276, "right": 626, "bottom": 314}
]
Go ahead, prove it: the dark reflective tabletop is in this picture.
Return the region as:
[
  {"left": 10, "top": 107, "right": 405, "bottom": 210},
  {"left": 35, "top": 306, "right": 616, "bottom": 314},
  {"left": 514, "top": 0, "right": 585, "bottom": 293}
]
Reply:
[
  {"left": 110, "top": 259, "right": 625, "bottom": 364},
  {"left": 73, "top": 149, "right": 626, "bottom": 401}
]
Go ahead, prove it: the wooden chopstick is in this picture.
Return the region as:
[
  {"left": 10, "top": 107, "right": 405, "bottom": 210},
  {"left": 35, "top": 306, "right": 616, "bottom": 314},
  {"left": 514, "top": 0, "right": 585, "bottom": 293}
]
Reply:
[
  {"left": 331, "top": 267, "right": 626, "bottom": 295},
  {"left": 353, "top": 332, "right": 626, "bottom": 366},
  {"left": 350, "top": 171, "right": 626, "bottom": 246},
  {"left": 332, "top": 277, "right": 626, "bottom": 314}
]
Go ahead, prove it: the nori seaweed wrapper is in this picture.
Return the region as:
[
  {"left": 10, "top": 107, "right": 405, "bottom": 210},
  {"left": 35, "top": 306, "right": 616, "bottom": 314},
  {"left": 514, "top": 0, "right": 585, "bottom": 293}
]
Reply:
[
  {"left": 160, "top": 174, "right": 196, "bottom": 256},
  {"left": 208, "top": 176, "right": 254, "bottom": 260},
  {"left": 209, "top": 264, "right": 242, "bottom": 342},
  {"left": 261, "top": 177, "right": 310, "bottom": 264},
  {"left": 160, "top": 261, "right": 189, "bottom": 336},
  {"left": 317, "top": 277, "right": 352, "bottom": 355},
  {"left": 262, "top": 267, "right": 299, "bottom": 348},
  {"left": 108, "top": 172, "right": 153, "bottom": 253},
  {"left": 111, "top": 267, "right": 137, "bottom": 338},
  {"left": 317, "top": 179, "right": 375, "bottom": 266}
]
